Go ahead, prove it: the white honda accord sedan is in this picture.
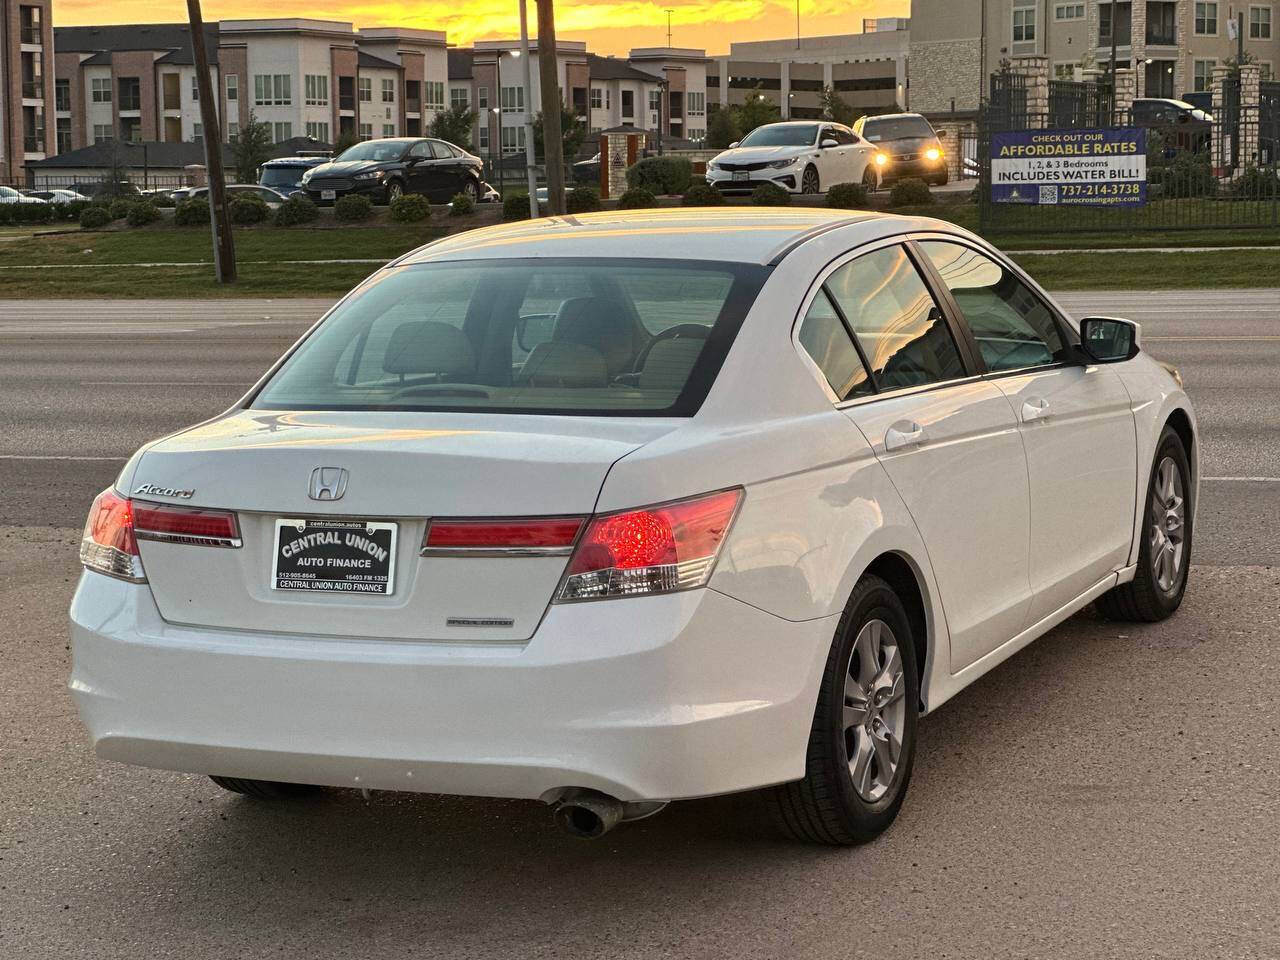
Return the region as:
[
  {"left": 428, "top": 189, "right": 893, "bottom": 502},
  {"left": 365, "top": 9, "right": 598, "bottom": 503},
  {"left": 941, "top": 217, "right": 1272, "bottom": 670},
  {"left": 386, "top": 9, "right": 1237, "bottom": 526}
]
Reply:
[
  {"left": 70, "top": 210, "right": 1196, "bottom": 844},
  {"left": 705, "top": 121, "right": 880, "bottom": 195}
]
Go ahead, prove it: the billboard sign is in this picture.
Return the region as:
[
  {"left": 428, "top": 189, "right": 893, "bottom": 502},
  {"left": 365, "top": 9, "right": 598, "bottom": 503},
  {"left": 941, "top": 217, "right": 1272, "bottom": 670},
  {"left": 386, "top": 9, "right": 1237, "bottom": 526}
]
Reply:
[{"left": 991, "top": 127, "right": 1147, "bottom": 206}]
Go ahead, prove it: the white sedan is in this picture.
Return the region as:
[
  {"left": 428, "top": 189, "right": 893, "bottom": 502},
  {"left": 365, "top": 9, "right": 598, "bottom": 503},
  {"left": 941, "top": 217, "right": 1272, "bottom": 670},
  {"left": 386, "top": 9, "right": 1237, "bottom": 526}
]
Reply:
[
  {"left": 705, "top": 121, "right": 880, "bottom": 195},
  {"left": 70, "top": 210, "right": 1196, "bottom": 844}
]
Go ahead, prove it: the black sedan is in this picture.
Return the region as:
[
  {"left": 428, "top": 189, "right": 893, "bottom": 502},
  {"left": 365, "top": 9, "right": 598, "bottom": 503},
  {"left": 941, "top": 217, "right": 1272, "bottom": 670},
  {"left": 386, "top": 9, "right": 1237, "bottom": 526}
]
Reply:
[
  {"left": 853, "top": 113, "right": 949, "bottom": 186},
  {"left": 301, "top": 138, "right": 483, "bottom": 205}
]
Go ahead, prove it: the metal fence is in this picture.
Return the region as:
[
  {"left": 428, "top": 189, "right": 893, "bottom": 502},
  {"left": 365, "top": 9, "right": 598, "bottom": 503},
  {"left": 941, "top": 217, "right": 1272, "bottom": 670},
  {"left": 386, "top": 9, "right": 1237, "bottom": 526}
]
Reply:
[
  {"left": 10, "top": 173, "right": 190, "bottom": 197},
  {"left": 978, "top": 73, "right": 1280, "bottom": 234}
]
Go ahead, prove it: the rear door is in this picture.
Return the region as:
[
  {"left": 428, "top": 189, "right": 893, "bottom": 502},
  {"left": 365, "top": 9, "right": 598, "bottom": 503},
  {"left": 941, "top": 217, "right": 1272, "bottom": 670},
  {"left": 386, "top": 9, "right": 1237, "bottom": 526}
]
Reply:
[
  {"left": 917, "top": 238, "right": 1137, "bottom": 625},
  {"left": 800, "top": 241, "right": 1034, "bottom": 672}
]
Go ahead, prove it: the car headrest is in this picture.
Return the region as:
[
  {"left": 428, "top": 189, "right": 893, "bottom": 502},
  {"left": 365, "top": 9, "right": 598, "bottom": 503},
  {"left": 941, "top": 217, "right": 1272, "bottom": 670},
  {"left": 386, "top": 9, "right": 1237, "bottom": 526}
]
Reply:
[
  {"left": 552, "top": 296, "right": 636, "bottom": 376},
  {"left": 519, "top": 341, "right": 608, "bottom": 388},
  {"left": 383, "top": 321, "right": 476, "bottom": 376},
  {"left": 639, "top": 337, "right": 705, "bottom": 392}
]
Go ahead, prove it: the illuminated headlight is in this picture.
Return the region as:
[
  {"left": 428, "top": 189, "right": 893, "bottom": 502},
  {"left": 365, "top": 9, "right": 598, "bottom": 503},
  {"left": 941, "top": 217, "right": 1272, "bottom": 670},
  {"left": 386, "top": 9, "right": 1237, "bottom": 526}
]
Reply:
[
  {"left": 768, "top": 157, "right": 798, "bottom": 169},
  {"left": 925, "top": 147, "right": 942, "bottom": 162},
  {"left": 354, "top": 170, "right": 386, "bottom": 180},
  {"left": 874, "top": 153, "right": 889, "bottom": 167}
]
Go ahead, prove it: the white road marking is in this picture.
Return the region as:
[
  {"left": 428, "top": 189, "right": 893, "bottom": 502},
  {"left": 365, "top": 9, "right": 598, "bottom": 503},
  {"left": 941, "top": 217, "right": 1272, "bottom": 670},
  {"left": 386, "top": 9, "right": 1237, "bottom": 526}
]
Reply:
[
  {"left": 1202, "top": 476, "right": 1280, "bottom": 482},
  {"left": 1146, "top": 336, "right": 1280, "bottom": 342},
  {"left": 0, "top": 455, "right": 127, "bottom": 461},
  {"left": 80, "top": 380, "right": 248, "bottom": 386}
]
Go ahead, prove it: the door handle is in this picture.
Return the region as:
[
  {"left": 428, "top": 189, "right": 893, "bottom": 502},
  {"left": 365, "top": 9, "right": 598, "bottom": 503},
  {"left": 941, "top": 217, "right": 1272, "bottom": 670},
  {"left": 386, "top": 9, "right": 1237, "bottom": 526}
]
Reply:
[
  {"left": 884, "top": 421, "right": 926, "bottom": 451},
  {"left": 1021, "top": 397, "right": 1051, "bottom": 422}
]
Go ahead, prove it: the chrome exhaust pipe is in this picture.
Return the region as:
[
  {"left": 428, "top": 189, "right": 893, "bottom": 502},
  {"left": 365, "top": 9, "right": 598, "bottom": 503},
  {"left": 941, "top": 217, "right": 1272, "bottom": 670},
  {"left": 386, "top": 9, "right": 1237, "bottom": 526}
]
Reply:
[{"left": 553, "top": 789, "right": 624, "bottom": 839}]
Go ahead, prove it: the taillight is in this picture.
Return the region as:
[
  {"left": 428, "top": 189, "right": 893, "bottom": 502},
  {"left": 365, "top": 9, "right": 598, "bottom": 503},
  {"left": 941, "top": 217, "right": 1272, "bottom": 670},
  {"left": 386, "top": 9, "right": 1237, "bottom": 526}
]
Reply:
[
  {"left": 422, "top": 517, "right": 585, "bottom": 556},
  {"left": 80, "top": 488, "right": 145, "bottom": 582},
  {"left": 555, "top": 488, "right": 742, "bottom": 601},
  {"left": 133, "top": 502, "right": 241, "bottom": 547}
]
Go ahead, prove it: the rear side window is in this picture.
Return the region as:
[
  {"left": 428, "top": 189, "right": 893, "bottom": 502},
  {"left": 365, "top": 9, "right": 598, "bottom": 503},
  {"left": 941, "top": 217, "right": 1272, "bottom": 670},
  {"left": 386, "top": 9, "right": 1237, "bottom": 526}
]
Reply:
[
  {"left": 797, "top": 290, "right": 873, "bottom": 400},
  {"left": 251, "top": 259, "right": 767, "bottom": 416},
  {"left": 824, "top": 245, "right": 966, "bottom": 391},
  {"left": 919, "top": 240, "right": 1067, "bottom": 373}
]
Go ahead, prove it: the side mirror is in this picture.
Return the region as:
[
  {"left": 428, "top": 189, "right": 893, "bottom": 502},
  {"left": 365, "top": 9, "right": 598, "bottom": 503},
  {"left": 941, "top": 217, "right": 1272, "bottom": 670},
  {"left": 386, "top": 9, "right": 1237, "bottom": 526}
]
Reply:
[
  {"left": 1078, "top": 316, "right": 1141, "bottom": 363},
  {"left": 820, "top": 138, "right": 840, "bottom": 149},
  {"left": 728, "top": 141, "right": 740, "bottom": 149}
]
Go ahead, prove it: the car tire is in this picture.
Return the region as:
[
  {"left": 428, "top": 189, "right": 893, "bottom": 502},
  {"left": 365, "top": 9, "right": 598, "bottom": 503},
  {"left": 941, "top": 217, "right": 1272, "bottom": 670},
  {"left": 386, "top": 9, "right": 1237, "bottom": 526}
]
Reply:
[
  {"left": 764, "top": 574, "right": 919, "bottom": 845},
  {"left": 462, "top": 178, "right": 479, "bottom": 201},
  {"left": 862, "top": 166, "right": 878, "bottom": 194},
  {"left": 1095, "top": 425, "right": 1193, "bottom": 622},
  {"left": 932, "top": 169, "right": 950, "bottom": 186},
  {"left": 801, "top": 165, "right": 820, "bottom": 195},
  {"left": 385, "top": 180, "right": 405, "bottom": 204},
  {"left": 209, "top": 776, "right": 320, "bottom": 800}
]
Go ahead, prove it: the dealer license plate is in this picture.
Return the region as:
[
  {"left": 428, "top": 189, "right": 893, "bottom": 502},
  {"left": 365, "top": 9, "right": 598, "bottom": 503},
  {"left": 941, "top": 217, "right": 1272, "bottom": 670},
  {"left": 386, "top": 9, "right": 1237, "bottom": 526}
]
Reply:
[
  {"left": 321, "top": 189, "right": 336, "bottom": 200},
  {"left": 272, "top": 518, "right": 398, "bottom": 595},
  {"left": 732, "top": 171, "right": 749, "bottom": 181}
]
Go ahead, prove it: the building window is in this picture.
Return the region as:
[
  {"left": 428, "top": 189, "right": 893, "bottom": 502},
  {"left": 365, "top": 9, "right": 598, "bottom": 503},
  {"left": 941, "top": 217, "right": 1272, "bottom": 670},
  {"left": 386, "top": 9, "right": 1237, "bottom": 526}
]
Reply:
[
  {"left": 1054, "top": 3, "right": 1084, "bottom": 18},
  {"left": 477, "top": 86, "right": 489, "bottom": 109},
  {"left": 305, "top": 121, "right": 330, "bottom": 141},
  {"left": 1012, "top": 6, "right": 1036, "bottom": 43},
  {"left": 118, "top": 77, "right": 141, "bottom": 112},
  {"left": 648, "top": 89, "right": 661, "bottom": 113},
  {"left": 425, "top": 81, "right": 445, "bottom": 110},
  {"left": 56, "top": 116, "right": 71, "bottom": 153},
  {"left": 193, "top": 122, "right": 203, "bottom": 140},
  {"left": 1192, "top": 60, "right": 1215, "bottom": 91},
  {"left": 119, "top": 117, "right": 140, "bottom": 142},
  {"left": 621, "top": 89, "right": 634, "bottom": 118},
  {"left": 1262, "top": 61, "right": 1274, "bottom": 80},
  {"left": 227, "top": 121, "right": 239, "bottom": 142},
  {"left": 226, "top": 74, "right": 238, "bottom": 102},
  {"left": 358, "top": 123, "right": 373, "bottom": 140},
  {"left": 478, "top": 125, "right": 489, "bottom": 150},
  {"left": 19, "top": 4, "right": 41, "bottom": 45},
  {"left": 255, "top": 74, "right": 291, "bottom": 106},
  {"left": 22, "top": 105, "right": 45, "bottom": 153},
  {"left": 381, "top": 78, "right": 395, "bottom": 103},
  {"left": 91, "top": 77, "right": 112, "bottom": 103},
  {"left": 687, "top": 91, "right": 705, "bottom": 116},
  {"left": 501, "top": 124, "right": 526, "bottom": 154},
  {"left": 21, "top": 51, "right": 43, "bottom": 100},
  {"left": 1250, "top": 6, "right": 1272, "bottom": 39},
  {"left": 1195, "top": 1, "right": 1218, "bottom": 34},
  {"left": 687, "top": 127, "right": 705, "bottom": 141},
  {"left": 305, "top": 74, "right": 328, "bottom": 106},
  {"left": 501, "top": 85, "right": 525, "bottom": 112},
  {"left": 93, "top": 123, "right": 112, "bottom": 143},
  {"left": 383, "top": 123, "right": 396, "bottom": 137},
  {"left": 590, "top": 87, "right": 603, "bottom": 109},
  {"left": 191, "top": 74, "right": 200, "bottom": 101},
  {"left": 55, "top": 78, "right": 70, "bottom": 112},
  {"left": 359, "top": 77, "right": 372, "bottom": 102},
  {"left": 1053, "top": 62, "right": 1076, "bottom": 80},
  {"left": 450, "top": 87, "right": 469, "bottom": 109}
]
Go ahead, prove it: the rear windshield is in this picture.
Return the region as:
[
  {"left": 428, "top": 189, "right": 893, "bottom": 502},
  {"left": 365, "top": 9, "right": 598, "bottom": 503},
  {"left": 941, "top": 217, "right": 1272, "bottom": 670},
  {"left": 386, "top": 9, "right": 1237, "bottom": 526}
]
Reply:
[
  {"left": 862, "top": 116, "right": 936, "bottom": 142},
  {"left": 250, "top": 259, "right": 768, "bottom": 416},
  {"left": 739, "top": 123, "right": 819, "bottom": 147},
  {"left": 261, "top": 166, "right": 306, "bottom": 187}
]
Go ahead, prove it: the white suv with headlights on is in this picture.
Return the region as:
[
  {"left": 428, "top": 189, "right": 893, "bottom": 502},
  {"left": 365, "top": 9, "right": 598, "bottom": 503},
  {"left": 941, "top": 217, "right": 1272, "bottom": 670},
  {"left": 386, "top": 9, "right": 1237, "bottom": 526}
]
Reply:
[{"left": 705, "top": 121, "right": 881, "bottom": 195}]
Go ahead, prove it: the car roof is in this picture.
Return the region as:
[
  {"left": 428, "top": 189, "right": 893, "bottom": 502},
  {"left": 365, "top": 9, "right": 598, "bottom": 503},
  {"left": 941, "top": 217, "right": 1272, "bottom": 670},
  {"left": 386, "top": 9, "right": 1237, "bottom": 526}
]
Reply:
[{"left": 396, "top": 209, "right": 960, "bottom": 267}]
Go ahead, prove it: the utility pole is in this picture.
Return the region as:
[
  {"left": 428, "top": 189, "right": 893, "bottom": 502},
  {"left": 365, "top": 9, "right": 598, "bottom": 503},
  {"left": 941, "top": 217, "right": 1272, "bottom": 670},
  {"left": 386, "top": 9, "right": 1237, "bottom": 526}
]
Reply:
[
  {"left": 518, "top": 2, "right": 539, "bottom": 218},
  {"left": 186, "top": 0, "right": 235, "bottom": 283},
  {"left": 536, "top": 0, "right": 566, "bottom": 214}
]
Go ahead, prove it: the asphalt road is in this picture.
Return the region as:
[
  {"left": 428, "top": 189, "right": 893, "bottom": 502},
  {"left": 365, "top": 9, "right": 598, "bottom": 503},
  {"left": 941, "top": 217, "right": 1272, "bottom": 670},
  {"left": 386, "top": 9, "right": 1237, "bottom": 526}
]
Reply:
[{"left": 2, "top": 291, "right": 1278, "bottom": 958}]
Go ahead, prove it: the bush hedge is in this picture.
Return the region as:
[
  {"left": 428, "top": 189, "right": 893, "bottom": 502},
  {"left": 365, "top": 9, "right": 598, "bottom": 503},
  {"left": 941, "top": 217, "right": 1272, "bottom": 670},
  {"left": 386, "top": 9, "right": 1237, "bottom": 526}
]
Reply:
[
  {"left": 334, "top": 193, "right": 374, "bottom": 222},
  {"left": 174, "top": 198, "right": 211, "bottom": 226},
  {"left": 1150, "top": 153, "right": 1216, "bottom": 199},
  {"left": 229, "top": 195, "right": 269, "bottom": 225},
  {"left": 3, "top": 202, "right": 55, "bottom": 223},
  {"left": 751, "top": 182, "right": 791, "bottom": 206},
  {"left": 108, "top": 198, "right": 133, "bottom": 220},
  {"left": 391, "top": 193, "right": 431, "bottom": 222},
  {"left": 616, "top": 187, "right": 657, "bottom": 209},
  {"left": 79, "top": 205, "right": 111, "bottom": 229},
  {"left": 681, "top": 183, "right": 725, "bottom": 207},
  {"left": 888, "top": 177, "right": 933, "bottom": 207},
  {"left": 1231, "top": 165, "right": 1280, "bottom": 199},
  {"left": 564, "top": 186, "right": 601, "bottom": 214},
  {"left": 449, "top": 192, "right": 475, "bottom": 217},
  {"left": 126, "top": 200, "right": 161, "bottom": 226},
  {"left": 626, "top": 155, "right": 693, "bottom": 195},
  {"left": 826, "top": 182, "right": 869, "bottom": 209},
  {"left": 503, "top": 192, "right": 532, "bottom": 221},
  {"left": 274, "top": 193, "right": 319, "bottom": 226}
]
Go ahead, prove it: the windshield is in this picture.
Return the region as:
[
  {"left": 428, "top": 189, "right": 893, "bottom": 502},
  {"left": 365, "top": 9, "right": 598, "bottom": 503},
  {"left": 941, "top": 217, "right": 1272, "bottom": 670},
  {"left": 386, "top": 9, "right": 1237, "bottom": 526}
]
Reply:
[
  {"left": 261, "top": 167, "right": 306, "bottom": 187},
  {"left": 336, "top": 141, "right": 409, "bottom": 162},
  {"left": 862, "top": 116, "right": 936, "bottom": 142},
  {"left": 738, "top": 123, "right": 819, "bottom": 147},
  {"left": 251, "top": 259, "right": 767, "bottom": 416}
]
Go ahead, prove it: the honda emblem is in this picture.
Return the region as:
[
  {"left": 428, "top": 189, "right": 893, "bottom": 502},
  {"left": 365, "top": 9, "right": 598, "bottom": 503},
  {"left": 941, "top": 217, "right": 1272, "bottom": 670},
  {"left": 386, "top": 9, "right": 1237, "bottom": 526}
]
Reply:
[{"left": 308, "top": 467, "right": 349, "bottom": 501}]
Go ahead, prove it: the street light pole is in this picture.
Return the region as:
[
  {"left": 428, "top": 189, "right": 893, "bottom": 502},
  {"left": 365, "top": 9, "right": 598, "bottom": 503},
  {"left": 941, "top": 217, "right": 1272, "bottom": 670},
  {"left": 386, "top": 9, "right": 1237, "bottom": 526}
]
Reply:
[{"left": 518, "top": 2, "right": 539, "bottom": 218}]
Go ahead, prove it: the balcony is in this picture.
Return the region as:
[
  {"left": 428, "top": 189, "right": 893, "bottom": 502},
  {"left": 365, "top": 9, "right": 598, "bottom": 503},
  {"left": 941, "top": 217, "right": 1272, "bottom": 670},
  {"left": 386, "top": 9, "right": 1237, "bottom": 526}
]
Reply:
[
  {"left": 20, "top": 27, "right": 41, "bottom": 45},
  {"left": 22, "top": 81, "right": 43, "bottom": 100}
]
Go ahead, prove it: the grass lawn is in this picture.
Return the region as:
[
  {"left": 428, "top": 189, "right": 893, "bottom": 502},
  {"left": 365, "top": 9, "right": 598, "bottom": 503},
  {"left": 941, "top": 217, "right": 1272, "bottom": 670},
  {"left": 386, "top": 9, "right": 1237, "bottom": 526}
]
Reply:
[
  {"left": 1012, "top": 247, "right": 1280, "bottom": 290},
  {"left": 0, "top": 260, "right": 382, "bottom": 298}
]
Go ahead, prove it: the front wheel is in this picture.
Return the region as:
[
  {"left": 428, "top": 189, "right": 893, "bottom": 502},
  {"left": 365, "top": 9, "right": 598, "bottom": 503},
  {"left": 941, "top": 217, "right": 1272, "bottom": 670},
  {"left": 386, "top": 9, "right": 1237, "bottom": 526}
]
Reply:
[
  {"left": 862, "top": 165, "right": 879, "bottom": 194},
  {"left": 800, "top": 165, "right": 820, "bottom": 195},
  {"left": 1095, "top": 425, "right": 1193, "bottom": 621},
  {"left": 765, "top": 575, "right": 919, "bottom": 844},
  {"left": 461, "top": 178, "right": 479, "bottom": 201},
  {"left": 385, "top": 180, "right": 405, "bottom": 204}
]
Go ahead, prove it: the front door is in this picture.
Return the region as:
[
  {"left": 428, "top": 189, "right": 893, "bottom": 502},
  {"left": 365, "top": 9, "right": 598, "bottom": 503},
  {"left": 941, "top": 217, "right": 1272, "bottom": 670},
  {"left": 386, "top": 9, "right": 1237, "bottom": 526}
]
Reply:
[
  {"left": 404, "top": 140, "right": 435, "bottom": 197},
  {"left": 917, "top": 239, "right": 1138, "bottom": 625},
  {"left": 819, "top": 242, "right": 1034, "bottom": 672}
]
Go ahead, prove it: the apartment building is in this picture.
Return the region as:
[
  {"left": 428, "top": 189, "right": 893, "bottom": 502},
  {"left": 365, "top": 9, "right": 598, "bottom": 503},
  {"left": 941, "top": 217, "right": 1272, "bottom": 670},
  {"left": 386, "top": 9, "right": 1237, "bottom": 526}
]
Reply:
[
  {"left": 627, "top": 47, "right": 710, "bottom": 141},
  {"left": 3, "top": 0, "right": 57, "bottom": 182},
  {"left": 909, "top": 0, "right": 1280, "bottom": 115},
  {"left": 707, "top": 21, "right": 909, "bottom": 122}
]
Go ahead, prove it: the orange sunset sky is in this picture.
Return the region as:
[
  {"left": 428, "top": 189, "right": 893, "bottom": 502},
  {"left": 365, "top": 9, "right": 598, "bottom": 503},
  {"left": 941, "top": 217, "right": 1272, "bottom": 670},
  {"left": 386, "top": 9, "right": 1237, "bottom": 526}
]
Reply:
[{"left": 53, "top": 1, "right": 911, "bottom": 57}]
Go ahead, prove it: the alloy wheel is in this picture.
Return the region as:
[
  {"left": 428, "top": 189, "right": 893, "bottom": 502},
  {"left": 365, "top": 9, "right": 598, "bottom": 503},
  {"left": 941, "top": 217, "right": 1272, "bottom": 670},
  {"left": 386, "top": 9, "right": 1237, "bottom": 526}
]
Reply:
[
  {"left": 1149, "top": 455, "right": 1186, "bottom": 593},
  {"left": 388, "top": 182, "right": 403, "bottom": 202},
  {"left": 802, "top": 167, "right": 820, "bottom": 194},
  {"left": 464, "top": 180, "right": 478, "bottom": 200},
  {"left": 843, "top": 618, "right": 906, "bottom": 802}
]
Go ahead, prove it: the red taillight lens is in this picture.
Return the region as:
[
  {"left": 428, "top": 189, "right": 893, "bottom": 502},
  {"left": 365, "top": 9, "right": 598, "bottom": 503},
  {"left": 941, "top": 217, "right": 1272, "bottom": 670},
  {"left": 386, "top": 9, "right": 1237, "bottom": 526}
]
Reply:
[
  {"left": 557, "top": 488, "right": 742, "bottom": 601},
  {"left": 80, "top": 488, "right": 145, "bottom": 582},
  {"left": 423, "top": 517, "right": 585, "bottom": 554},
  {"left": 133, "top": 502, "right": 241, "bottom": 545}
]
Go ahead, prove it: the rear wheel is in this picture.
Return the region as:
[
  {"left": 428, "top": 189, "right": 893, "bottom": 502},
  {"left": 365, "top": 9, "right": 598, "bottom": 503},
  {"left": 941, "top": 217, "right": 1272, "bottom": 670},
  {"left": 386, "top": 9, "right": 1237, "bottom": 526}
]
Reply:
[
  {"left": 801, "top": 165, "right": 821, "bottom": 195},
  {"left": 765, "top": 575, "right": 919, "bottom": 844},
  {"left": 1095, "top": 425, "right": 1192, "bottom": 622},
  {"left": 209, "top": 776, "right": 319, "bottom": 800}
]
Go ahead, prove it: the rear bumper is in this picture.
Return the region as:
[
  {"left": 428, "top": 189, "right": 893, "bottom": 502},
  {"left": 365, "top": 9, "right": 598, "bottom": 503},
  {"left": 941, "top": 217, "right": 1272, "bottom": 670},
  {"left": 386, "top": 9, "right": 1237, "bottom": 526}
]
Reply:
[{"left": 69, "top": 572, "right": 834, "bottom": 802}]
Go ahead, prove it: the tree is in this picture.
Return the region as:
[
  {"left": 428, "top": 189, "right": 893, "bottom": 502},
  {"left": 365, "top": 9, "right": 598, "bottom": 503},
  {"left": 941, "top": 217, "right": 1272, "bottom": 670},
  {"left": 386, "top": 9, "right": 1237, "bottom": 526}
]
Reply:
[
  {"left": 705, "top": 106, "right": 741, "bottom": 149},
  {"left": 534, "top": 105, "right": 587, "bottom": 164},
  {"left": 333, "top": 129, "right": 360, "bottom": 157},
  {"left": 430, "top": 104, "right": 477, "bottom": 152},
  {"left": 736, "top": 87, "right": 781, "bottom": 137},
  {"left": 232, "top": 111, "right": 273, "bottom": 184},
  {"left": 819, "top": 86, "right": 856, "bottom": 126}
]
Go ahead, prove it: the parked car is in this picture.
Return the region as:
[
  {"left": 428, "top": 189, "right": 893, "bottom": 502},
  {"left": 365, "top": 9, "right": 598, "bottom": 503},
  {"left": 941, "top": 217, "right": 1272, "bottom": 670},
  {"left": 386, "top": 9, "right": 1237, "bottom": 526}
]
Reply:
[
  {"left": 70, "top": 209, "right": 1196, "bottom": 845},
  {"left": 479, "top": 181, "right": 501, "bottom": 203},
  {"left": 1131, "top": 98, "right": 1213, "bottom": 156},
  {"left": 0, "top": 186, "right": 45, "bottom": 204},
  {"left": 706, "top": 121, "right": 880, "bottom": 195},
  {"left": 853, "top": 112, "right": 949, "bottom": 186},
  {"left": 23, "top": 188, "right": 91, "bottom": 203},
  {"left": 301, "top": 137, "right": 484, "bottom": 205},
  {"left": 258, "top": 155, "right": 330, "bottom": 198},
  {"left": 171, "top": 184, "right": 290, "bottom": 209}
]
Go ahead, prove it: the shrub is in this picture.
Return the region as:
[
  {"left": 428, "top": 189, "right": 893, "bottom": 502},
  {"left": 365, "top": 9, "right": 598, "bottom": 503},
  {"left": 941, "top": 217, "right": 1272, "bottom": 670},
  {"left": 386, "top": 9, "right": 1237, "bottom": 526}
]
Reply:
[
  {"left": 230, "top": 195, "right": 269, "bottom": 225},
  {"left": 503, "top": 191, "right": 532, "bottom": 221},
  {"left": 888, "top": 177, "right": 934, "bottom": 207},
  {"left": 126, "top": 200, "right": 161, "bottom": 226},
  {"left": 1230, "top": 165, "right": 1280, "bottom": 199},
  {"left": 564, "top": 186, "right": 601, "bottom": 214},
  {"left": 334, "top": 193, "right": 374, "bottom": 222},
  {"left": 616, "top": 187, "right": 657, "bottom": 209},
  {"left": 681, "top": 183, "right": 725, "bottom": 207},
  {"left": 0, "top": 204, "right": 10, "bottom": 225},
  {"left": 173, "top": 198, "right": 211, "bottom": 226},
  {"left": 391, "top": 193, "right": 431, "bottom": 222},
  {"left": 13, "top": 202, "right": 54, "bottom": 223},
  {"left": 274, "top": 193, "right": 319, "bottom": 226},
  {"left": 79, "top": 205, "right": 111, "bottom": 229},
  {"left": 826, "top": 181, "right": 869, "bottom": 209},
  {"left": 626, "top": 155, "right": 693, "bottom": 195},
  {"left": 449, "top": 192, "right": 475, "bottom": 217},
  {"left": 150, "top": 192, "right": 177, "bottom": 208},
  {"left": 1151, "top": 152, "right": 1216, "bottom": 199},
  {"left": 108, "top": 198, "right": 132, "bottom": 220},
  {"left": 751, "top": 182, "right": 792, "bottom": 206}
]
